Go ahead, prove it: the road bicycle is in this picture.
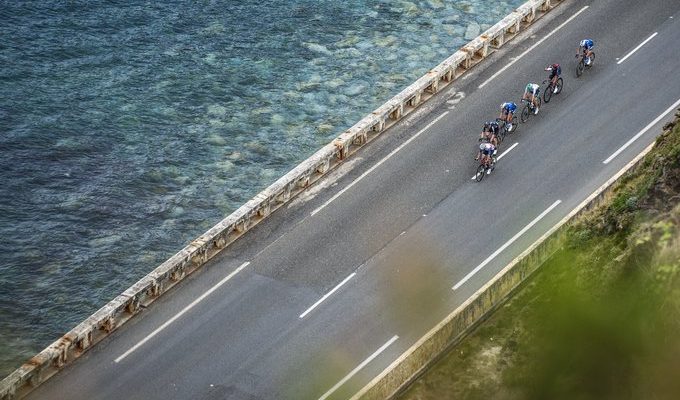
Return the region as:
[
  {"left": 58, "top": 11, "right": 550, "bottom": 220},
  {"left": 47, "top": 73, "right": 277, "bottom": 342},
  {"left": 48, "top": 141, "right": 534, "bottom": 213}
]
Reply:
[
  {"left": 520, "top": 97, "right": 541, "bottom": 123},
  {"left": 542, "top": 77, "right": 563, "bottom": 103},
  {"left": 474, "top": 152, "right": 496, "bottom": 182},
  {"left": 496, "top": 116, "right": 517, "bottom": 141},
  {"left": 575, "top": 51, "right": 595, "bottom": 77}
]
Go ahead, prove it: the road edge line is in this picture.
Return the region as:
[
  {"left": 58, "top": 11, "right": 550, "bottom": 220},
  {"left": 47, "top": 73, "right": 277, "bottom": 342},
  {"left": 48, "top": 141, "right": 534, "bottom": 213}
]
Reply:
[{"left": 349, "top": 139, "right": 658, "bottom": 400}]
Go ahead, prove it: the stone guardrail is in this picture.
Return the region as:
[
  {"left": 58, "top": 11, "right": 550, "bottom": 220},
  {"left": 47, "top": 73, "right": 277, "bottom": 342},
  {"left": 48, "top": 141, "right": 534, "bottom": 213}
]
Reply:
[
  {"left": 0, "top": 0, "right": 564, "bottom": 398},
  {"left": 350, "top": 137, "right": 662, "bottom": 400}
]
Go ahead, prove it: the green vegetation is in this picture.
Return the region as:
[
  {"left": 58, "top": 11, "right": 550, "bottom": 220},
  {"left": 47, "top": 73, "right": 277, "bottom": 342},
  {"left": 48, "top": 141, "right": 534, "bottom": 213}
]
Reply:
[{"left": 400, "top": 113, "right": 680, "bottom": 400}]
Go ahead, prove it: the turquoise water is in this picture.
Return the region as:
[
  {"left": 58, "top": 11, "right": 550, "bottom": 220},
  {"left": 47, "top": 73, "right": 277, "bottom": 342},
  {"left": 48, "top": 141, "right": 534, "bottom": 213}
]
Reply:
[{"left": 0, "top": 0, "right": 522, "bottom": 376}]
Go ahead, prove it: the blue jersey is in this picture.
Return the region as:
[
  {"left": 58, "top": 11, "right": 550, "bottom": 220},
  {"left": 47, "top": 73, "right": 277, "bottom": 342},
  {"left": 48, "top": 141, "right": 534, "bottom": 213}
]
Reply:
[
  {"left": 501, "top": 102, "right": 517, "bottom": 112},
  {"left": 580, "top": 39, "right": 594, "bottom": 50}
]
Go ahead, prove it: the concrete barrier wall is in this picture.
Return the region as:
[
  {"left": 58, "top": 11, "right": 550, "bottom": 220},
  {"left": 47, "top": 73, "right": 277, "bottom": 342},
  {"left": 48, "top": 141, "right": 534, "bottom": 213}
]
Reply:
[
  {"left": 350, "top": 139, "right": 660, "bottom": 400},
  {"left": 0, "top": 1, "right": 564, "bottom": 398}
]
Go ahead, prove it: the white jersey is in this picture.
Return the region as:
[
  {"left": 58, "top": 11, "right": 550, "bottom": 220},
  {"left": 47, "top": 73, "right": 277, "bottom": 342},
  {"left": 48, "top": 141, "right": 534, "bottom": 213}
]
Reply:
[{"left": 525, "top": 83, "right": 539, "bottom": 95}]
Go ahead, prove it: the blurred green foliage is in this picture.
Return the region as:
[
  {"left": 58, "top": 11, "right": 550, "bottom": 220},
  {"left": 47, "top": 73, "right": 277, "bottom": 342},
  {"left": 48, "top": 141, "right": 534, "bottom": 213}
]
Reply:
[{"left": 401, "top": 116, "right": 680, "bottom": 399}]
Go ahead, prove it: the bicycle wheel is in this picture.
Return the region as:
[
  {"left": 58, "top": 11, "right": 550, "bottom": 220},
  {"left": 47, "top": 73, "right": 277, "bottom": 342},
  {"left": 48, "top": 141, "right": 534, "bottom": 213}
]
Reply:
[
  {"left": 497, "top": 128, "right": 506, "bottom": 144},
  {"left": 536, "top": 96, "right": 542, "bottom": 110},
  {"left": 475, "top": 164, "right": 485, "bottom": 182},
  {"left": 555, "top": 77, "right": 563, "bottom": 94},
  {"left": 543, "top": 84, "right": 553, "bottom": 103},
  {"left": 521, "top": 105, "right": 530, "bottom": 123},
  {"left": 576, "top": 59, "right": 584, "bottom": 77}
]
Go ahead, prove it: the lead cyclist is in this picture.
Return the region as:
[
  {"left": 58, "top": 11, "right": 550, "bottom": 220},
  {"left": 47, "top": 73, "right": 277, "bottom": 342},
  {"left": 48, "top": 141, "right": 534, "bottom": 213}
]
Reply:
[{"left": 576, "top": 39, "right": 594, "bottom": 65}]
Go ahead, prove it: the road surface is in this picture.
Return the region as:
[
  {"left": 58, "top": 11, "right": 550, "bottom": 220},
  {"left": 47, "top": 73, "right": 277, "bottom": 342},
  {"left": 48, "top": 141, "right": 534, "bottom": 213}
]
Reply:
[{"left": 27, "top": 0, "right": 680, "bottom": 398}]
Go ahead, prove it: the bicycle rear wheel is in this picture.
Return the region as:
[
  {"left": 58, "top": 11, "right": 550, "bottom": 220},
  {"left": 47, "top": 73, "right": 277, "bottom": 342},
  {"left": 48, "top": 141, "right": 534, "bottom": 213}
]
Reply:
[
  {"left": 576, "top": 59, "right": 584, "bottom": 77},
  {"left": 543, "top": 84, "right": 553, "bottom": 103},
  {"left": 521, "top": 105, "right": 530, "bottom": 123},
  {"left": 475, "top": 164, "right": 485, "bottom": 182},
  {"left": 556, "top": 77, "right": 563, "bottom": 94}
]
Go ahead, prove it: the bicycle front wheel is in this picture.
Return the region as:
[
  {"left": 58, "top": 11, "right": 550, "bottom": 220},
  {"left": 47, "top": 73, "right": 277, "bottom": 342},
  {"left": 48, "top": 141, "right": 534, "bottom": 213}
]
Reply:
[
  {"left": 475, "top": 164, "right": 485, "bottom": 182},
  {"left": 497, "top": 128, "right": 506, "bottom": 144},
  {"left": 556, "top": 77, "right": 563, "bottom": 94}
]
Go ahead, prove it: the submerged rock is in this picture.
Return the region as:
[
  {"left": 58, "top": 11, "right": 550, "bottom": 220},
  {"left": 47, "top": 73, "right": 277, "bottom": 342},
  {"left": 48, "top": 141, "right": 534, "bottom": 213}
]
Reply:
[
  {"left": 303, "top": 42, "right": 332, "bottom": 55},
  {"left": 464, "top": 22, "right": 481, "bottom": 40}
]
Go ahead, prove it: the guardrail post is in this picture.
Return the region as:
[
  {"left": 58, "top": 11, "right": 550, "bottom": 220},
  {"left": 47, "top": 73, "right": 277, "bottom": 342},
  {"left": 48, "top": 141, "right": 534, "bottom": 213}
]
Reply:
[
  {"left": 257, "top": 202, "right": 271, "bottom": 218},
  {"left": 102, "top": 317, "right": 116, "bottom": 333},
  {"left": 333, "top": 139, "right": 349, "bottom": 160},
  {"left": 316, "top": 159, "right": 331, "bottom": 174},
  {"left": 170, "top": 266, "right": 185, "bottom": 282},
  {"left": 389, "top": 105, "right": 403, "bottom": 121},
  {"left": 76, "top": 331, "right": 92, "bottom": 351},
  {"left": 508, "top": 18, "right": 521, "bottom": 34},
  {"left": 408, "top": 92, "right": 421, "bottom": 107},
  {"left": 491, "top": 31, "right": 505, "bottom": 48},
  {"left": 126, "top": 296, "right": 140, "bottom": 314}
]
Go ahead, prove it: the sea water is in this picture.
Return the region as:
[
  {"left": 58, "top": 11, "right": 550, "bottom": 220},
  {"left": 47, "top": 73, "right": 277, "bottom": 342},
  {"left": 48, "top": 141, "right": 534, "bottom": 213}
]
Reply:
[{"left": 0, "top": 0, "right": 522, "bottom": 375}]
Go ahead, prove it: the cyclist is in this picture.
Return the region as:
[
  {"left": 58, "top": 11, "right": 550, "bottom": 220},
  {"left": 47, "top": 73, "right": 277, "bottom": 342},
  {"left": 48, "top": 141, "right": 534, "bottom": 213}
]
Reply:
[
  {"left": 477, "top": 142, "right": 496, "bottom": 173},
  {"left": 479, "top": 121, "right": 499, "bottom": 146},
  {"left": 499, "top": 102, "right": 517, "bottom": 131},
  {"left": 522, "top": 83, "right": 541, "bottom": 114},
  {"left": 576, "top": 39, "right": 594, "bottom": 66},
  {"left": 545, "top": 63, "right": 561, "bottom": 93}
]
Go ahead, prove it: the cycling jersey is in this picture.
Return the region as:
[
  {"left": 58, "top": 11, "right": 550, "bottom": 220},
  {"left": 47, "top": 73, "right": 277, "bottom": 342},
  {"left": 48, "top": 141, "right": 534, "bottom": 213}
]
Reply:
[
  {"left": 525, "top": 83, "right": 540, "bottom": 96},
  {"left": 547, "top": 64, "right": 561, "bottom": 78},
  {"left": 580, "top": 39, "right": 594, "bottom": 50},
  {"left": 484, "top": 121, "right": 499, "bottom": 134},
  {"left": 501, "top": 102, "right": 517, "bottom": 113},
  {"left": 479, "top": 142, "right": 496, "bottom": 156}
]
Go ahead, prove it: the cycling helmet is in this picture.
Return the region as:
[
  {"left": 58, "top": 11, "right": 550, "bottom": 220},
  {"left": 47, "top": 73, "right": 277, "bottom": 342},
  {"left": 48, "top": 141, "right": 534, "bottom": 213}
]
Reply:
[
  {"left": 553, "top": 63, "right": 560, "bottom": 69},
  {"left": 526, "top": 83, "right": 533, "bottom": 91}
]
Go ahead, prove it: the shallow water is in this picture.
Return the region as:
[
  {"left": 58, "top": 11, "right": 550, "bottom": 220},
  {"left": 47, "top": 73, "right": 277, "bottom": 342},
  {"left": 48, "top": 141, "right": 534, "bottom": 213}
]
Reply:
[{"left": 0, "top": 0, "right": 522, "bottom": 375}]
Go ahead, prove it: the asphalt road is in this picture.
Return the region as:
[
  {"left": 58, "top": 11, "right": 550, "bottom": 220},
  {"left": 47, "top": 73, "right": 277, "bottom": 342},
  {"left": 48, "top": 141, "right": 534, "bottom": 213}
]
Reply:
[{"left": 26, "top": 0, "right": 680, "bottom": 399}]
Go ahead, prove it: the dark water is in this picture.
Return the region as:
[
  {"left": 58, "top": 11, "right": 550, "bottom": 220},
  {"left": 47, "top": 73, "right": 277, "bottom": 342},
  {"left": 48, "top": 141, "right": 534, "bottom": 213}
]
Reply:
[{"left": 0, "top": 0, "right": 521, "bottom": 376}]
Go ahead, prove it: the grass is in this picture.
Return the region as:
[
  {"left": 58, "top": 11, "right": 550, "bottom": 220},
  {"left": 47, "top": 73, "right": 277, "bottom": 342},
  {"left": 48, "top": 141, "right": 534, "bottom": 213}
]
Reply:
[{"left": 399, "top": 112, "right": 680, "bottom": 400}]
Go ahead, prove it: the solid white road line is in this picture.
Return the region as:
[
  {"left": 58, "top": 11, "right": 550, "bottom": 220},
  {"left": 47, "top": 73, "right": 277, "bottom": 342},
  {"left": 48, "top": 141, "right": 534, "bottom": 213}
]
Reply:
[
  {"left": 497, "top": 142, "right": 518, "bottom": 160},
  {"left": 478, "top": 6, "right": 589, "bottom": 89},
  {"left": 603, "top": 97, "right": 680, "bottom": 164},
  {"left": 617, "top": 32, "right": 658, "bottom": 65},
  {"left": 311, "top": 111, "right": 450, "bottom": 216},
  {"left": 299, "top": 273, "right": 356, "bottom": 319},
  {"left": 470, "top": 142, "right": 518, "bottom": 180},
  {"left": 452, "top": 200, "right": 561, "bottom": 290},
  {"left": 114, "top": 261, "right": 251, "bottom": 363},
  {"left": 318, "top": 335, "right": 399, "bottom": 400}
]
